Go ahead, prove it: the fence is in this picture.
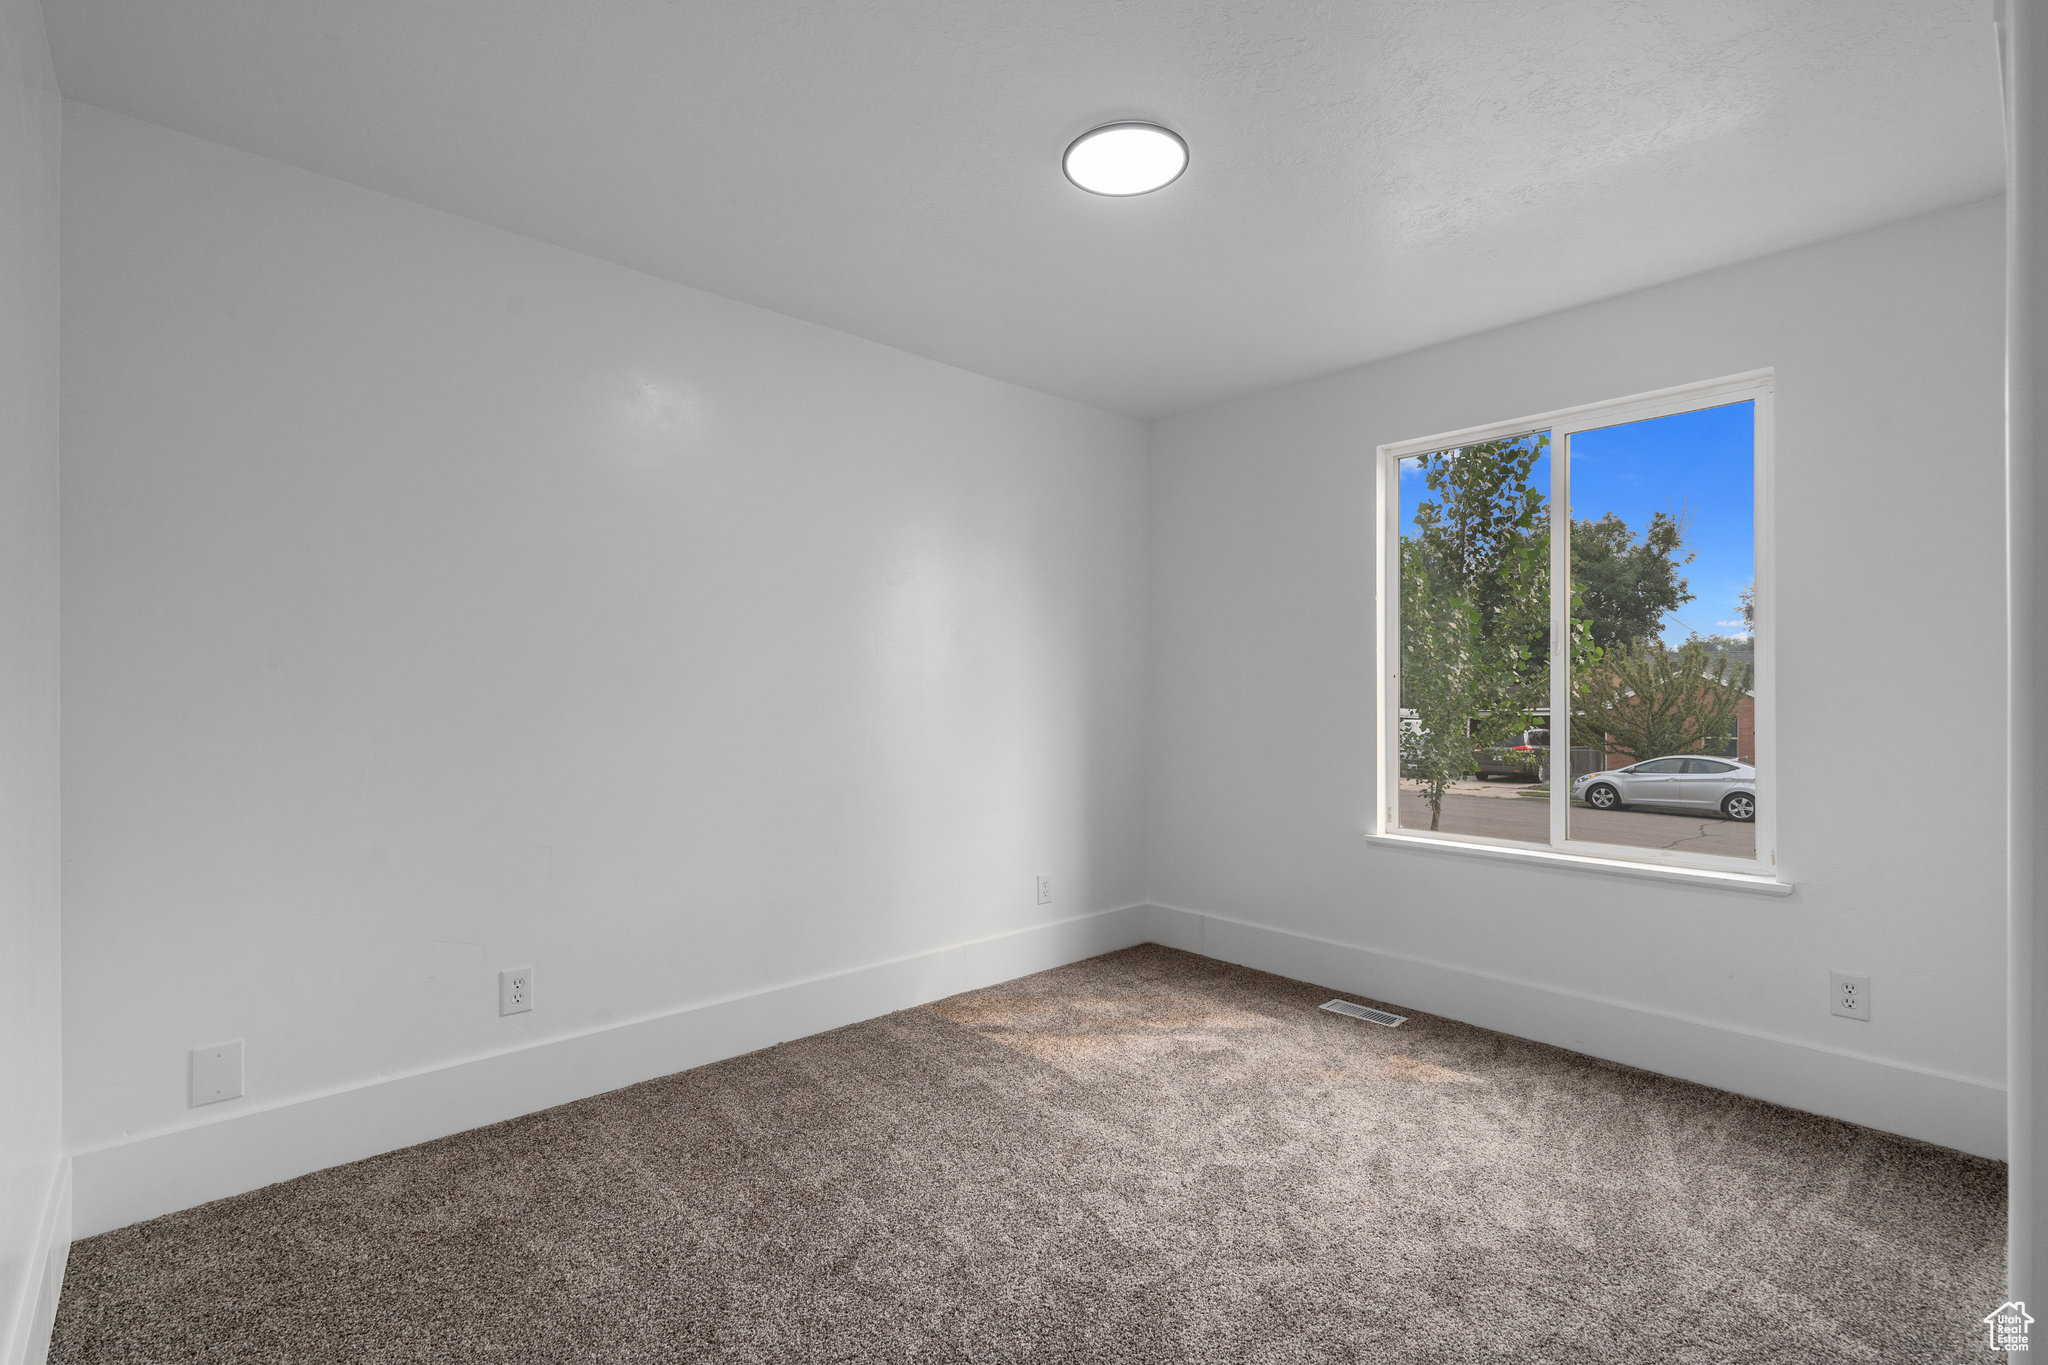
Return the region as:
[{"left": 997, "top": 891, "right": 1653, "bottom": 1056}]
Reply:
[{"left": 1569, "top": 742, "right": 1737, "bottom": 776}]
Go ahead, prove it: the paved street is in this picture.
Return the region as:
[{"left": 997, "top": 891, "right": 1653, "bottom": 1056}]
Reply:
[{"left": 1396, "top": 779, "right": 1756, "bottom": 858}]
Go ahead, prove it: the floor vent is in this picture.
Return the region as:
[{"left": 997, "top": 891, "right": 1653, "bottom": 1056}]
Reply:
[{"left": 1321, "top": 999, "right": 1406, "bottom": 1027}]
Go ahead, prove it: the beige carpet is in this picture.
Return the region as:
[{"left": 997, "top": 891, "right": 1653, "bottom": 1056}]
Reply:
[{"left": 51, "top": 946, "right": 2005, "bottom": 1363}]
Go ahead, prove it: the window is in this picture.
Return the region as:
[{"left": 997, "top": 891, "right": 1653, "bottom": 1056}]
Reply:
[{"left": 1379, "top": 372, "right": 1773, "bottom": 877}]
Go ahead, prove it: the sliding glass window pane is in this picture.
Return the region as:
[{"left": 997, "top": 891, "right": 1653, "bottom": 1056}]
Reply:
[
  {"left": 1566, "top": 403, "right": 1756, "bottom": 858},
  {"left": 1395, "top": 433, "right": 1553, "bottom": 843}
]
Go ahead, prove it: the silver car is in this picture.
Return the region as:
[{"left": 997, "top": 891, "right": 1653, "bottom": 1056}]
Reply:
[{"left": 1572, "top": 756, "right": 1756, "bottom": 822}]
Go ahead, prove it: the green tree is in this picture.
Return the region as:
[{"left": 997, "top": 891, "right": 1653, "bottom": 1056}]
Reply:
[
  {"left": 1399, "top": 436, "right": 1549, "bottom": 830},
  {"left": 1574, "top": 637, "right": 1752, "bottom": 762},
  {"left": 1570, "top": 510, "right": 1695, "bottom": 650},
  {"left": 1689, "top": 632, "right": 1753, "bottom": 671}
]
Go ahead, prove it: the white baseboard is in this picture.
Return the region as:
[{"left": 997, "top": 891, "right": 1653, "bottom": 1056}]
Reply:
[
  {"left": 2, "top": 1156, "right": 70, "bottom": 1365},
  {"left": 71, "top": 904, "right": 1153, "bottom": 1238},
  {"left": 71, "top": 898, "right": 2000, "bottom": 1242},
  {"left": 1145, "top": 903, "right": 2006, "bottom": 1160}
]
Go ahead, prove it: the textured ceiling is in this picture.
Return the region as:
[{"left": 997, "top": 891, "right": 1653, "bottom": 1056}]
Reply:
[{"left": 44, "top": 0, "right": 2005, "bottom": 419}]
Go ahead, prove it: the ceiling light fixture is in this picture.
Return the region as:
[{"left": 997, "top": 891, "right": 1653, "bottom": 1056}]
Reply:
[{"left": 1062, "top": 122, "right": 1188, "bottom": 197}]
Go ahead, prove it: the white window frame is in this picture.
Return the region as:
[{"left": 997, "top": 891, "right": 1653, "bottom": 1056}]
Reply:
[{"left": 1374, "top": 370, "right": 1779, "bottom": 887}]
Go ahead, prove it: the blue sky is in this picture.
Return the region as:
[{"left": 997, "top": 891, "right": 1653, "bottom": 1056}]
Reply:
[{"left": 1400, "top": 400, "right": 1754, "bottom": 643}]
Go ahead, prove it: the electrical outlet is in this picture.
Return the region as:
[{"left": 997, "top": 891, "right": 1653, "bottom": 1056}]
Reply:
[
  {"left": 500, "top": 966, "right": 534, "bottom": 1016},
  {"left": 1830, "top": 972, "right": 1871, "bottom": 1021},
  {"left": 1036, "top": 874, "right": 1052, "bottom": 905},
  {"left": 190, "top": 1040, "right": 244, "bottom": 1107}
]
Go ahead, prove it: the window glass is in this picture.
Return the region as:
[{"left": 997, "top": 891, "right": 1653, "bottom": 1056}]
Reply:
[
  {"left": 1386, "top": 376, "right": 1767, "bottom": 872},
  {"left": 1566, "top": 401, "right": 1755, "bottom": 856},
  {"left": 1396, "top": 432, "right": 1552, "bottom": 844}
]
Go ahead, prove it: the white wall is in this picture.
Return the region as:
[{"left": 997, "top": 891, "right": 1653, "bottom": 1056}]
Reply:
[
  {"left": 59, "top": 103, "right": 1150, "bottom": 1232},
  {"left": 0, "top": 1, "right": 66, "bottom": 1362},
  {"left": 1148, "top": 198, "right": 2010, "bottom": 1156},
  {"left": 2003, "top": 0, "right": 2046, "bottom": 1305}
]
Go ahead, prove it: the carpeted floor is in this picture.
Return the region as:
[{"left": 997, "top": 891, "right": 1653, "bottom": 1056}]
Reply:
[{"left": 51, "top": 945, "right": 2006, "bottom": 1363}]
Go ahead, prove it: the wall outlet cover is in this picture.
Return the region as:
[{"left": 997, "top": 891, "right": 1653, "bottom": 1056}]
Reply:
[
  {"left": 190, "top": 1040, "right": 244, "bottom": 1107},
  {"left": 1830, "top": 972, "right": 1872, "bottom": 1021},
  {"left": 1036, "top": 874, "right": 1052, "bottom": 905},
  {"left": 500, "top": 966, "right": 534, "bottom": 1016}
]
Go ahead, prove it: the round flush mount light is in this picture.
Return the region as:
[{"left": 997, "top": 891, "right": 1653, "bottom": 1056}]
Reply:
[{"left": 1062, "top": 122, "right": 1188, "bottom": 196}]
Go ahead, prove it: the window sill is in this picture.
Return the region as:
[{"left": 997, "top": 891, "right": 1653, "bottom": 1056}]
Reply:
[{"left": 1365, "top": 831, "right": 1794, "bottom": 896}]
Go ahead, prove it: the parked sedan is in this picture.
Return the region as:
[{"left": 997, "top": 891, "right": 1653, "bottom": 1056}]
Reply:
[{"left": 1572, "top": 756, "right": 1756, "bottom": 822}]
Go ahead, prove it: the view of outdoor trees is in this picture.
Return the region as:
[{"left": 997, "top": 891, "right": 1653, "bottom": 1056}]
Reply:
[
  {"left": 1581, "top": 639, "right": 1750, "bottom": 763},
  {"left": 1396, "top": 433, "right": 1551, "bottom": 833},
  {"left": 1396, "top": 400, "right": 1757, "bottom": 858}
]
